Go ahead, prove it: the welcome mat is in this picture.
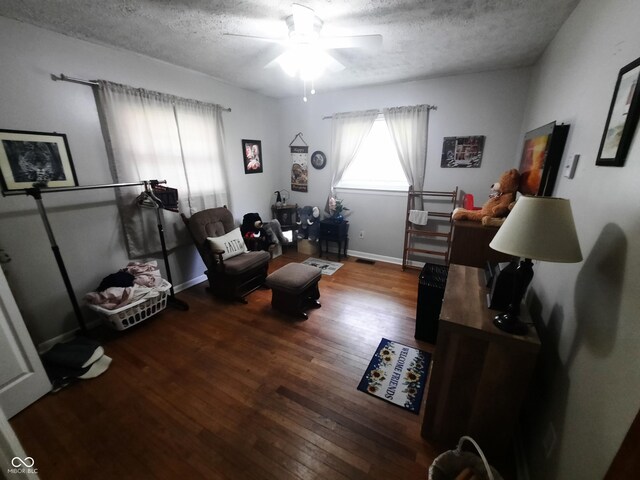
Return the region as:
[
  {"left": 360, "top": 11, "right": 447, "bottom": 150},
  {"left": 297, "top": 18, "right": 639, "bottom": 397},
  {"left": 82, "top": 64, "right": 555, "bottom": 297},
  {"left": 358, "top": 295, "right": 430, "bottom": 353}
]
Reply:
[
  {"left": 357, "top": 338, "right": 431, "bottom": 414},
  {"left": 301, "top": 257, "right": 343, "bottom": 275}
]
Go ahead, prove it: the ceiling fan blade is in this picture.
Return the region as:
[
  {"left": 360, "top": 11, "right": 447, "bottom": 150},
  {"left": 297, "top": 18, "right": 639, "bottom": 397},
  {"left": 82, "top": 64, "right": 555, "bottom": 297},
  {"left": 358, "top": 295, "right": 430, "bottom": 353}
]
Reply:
[
  {"left": 223, "top": 33, "right": 286, "bottom": 45},
  {"left": 263, "top": 51, "right": 285, "bottom": 70},
  {"left": 325, "top": 53, "right": 346, "bottom": 73},
  {"left": 319, "top": 34, "right": 383, "bottom": 50}
]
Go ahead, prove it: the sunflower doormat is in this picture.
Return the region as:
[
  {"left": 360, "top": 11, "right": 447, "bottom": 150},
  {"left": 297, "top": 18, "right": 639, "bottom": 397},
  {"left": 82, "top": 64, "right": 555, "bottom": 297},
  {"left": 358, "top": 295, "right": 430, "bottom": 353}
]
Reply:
[{"left": 357, "top": 338, "right": 430, "bottom": 414}]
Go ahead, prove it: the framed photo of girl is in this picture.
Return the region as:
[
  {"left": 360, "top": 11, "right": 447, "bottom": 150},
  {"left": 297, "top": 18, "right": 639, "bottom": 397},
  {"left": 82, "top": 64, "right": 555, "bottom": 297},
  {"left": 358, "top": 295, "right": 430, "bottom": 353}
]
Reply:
[
  {"left": 242, "top": 139, "right": 263, "bottom": 174},
  {"left": 0, "top": 129, "right": 78, "bottom": 194},
  {"left": 596, "top": 56, "right": 640, "bottom": 167}
]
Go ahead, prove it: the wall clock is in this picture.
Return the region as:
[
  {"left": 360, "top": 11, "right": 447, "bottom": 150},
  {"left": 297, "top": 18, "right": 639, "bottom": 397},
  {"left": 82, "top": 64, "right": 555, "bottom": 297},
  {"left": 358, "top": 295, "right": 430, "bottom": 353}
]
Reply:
[{"left": 311, "top": 150, "right": 327, "bottom": 170}]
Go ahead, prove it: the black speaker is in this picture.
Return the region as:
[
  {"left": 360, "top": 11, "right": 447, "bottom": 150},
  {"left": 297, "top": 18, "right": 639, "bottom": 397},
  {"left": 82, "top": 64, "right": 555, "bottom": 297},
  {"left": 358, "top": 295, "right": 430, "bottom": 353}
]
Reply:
[{"left": 415, "top": 263, "right": 448, "bottom": 344}]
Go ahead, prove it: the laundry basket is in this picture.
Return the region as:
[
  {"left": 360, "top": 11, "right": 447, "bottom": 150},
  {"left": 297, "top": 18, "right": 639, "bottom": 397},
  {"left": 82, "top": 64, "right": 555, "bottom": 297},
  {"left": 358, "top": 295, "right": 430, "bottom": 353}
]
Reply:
[
  {"left": 429, "top": 436, "right": 503, "bottom": 480},
  {"left": 87, "top": 280, "right": 171, "bottom": 331}
]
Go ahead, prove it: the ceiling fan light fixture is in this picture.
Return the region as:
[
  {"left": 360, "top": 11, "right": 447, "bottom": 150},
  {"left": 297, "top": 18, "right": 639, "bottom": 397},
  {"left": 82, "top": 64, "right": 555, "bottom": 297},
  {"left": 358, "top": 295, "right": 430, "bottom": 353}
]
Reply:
[
  {"left": 299, "top": 56, "right": 327, "bottom": 81},
  {"left": 287, "top": 4, "right": 323, "bottom": 39},
  {"left": 277, "top": 49, "right": 300, "bottom": 77},
  {"left": 277, "top": 44, "right": 331, "bottom": 81},
  {"left": 227, "top": 3, "right": 380, "bottom": 99}
]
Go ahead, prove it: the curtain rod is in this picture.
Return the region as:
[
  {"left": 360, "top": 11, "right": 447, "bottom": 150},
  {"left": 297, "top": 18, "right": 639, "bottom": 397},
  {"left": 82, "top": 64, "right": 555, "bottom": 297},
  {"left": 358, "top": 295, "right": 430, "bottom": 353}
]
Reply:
[
  {"left": 322, "top": 104, "right": 437, "bottom": 120},
  {"left": 51, "top": 73, "right": 232, "bottom": 112}
]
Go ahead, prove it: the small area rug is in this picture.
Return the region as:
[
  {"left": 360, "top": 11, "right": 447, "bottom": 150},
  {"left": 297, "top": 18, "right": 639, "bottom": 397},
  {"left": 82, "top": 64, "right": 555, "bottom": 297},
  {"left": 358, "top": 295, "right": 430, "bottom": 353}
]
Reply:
[
  {"left": 301, "top": 257, "right": 343, "bottom": 275},
  {"left": 357, "top": 338, "right": 431, "bottom": 414}
]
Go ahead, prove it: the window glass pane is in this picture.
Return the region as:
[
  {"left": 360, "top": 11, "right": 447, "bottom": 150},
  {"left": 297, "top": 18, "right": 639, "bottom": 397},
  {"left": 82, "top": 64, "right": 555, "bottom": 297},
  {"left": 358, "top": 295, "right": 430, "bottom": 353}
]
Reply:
[{"left": 338, "top": 117, "right": 409, "bottom": 190}]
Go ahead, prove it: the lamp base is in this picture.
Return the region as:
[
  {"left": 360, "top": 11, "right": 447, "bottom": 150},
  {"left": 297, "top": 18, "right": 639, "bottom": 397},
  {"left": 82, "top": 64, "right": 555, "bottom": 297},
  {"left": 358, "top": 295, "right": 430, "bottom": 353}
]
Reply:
[{"left": 493, "top": 312, "right": 529, "bottom": 335}]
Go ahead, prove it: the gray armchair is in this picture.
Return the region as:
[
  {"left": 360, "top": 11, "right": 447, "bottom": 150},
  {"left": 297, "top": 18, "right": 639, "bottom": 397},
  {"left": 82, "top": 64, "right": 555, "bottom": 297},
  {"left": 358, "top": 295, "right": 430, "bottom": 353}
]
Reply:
[{"left": 181, "top": 207, "right": 270, "bottom": 302}]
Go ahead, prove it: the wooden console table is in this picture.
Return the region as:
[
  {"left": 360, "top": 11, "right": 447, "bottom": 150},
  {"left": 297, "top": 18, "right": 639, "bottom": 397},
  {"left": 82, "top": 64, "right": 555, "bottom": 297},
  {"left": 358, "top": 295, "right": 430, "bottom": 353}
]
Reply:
[{"left": 421, "top": 264, "right": 540, "bottom": 460}]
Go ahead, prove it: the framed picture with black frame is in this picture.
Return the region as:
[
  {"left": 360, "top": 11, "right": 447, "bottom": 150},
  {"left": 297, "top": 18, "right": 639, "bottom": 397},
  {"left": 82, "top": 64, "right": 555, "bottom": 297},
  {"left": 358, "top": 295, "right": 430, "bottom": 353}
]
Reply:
[
  {"left": 0, "top": 129, "right": 78, "bottom": 194},
  {"left": 518, "top": 122, "right": 570, "bottom": 197},
  {"left": 242, "top": 139, "right": 263, "bottom": 174},
  {"left": 440, "top": 135, "right": 485, "bottom": 168},
  {"left": 596, "top": 56, "right": 640, "bottom": 167}
]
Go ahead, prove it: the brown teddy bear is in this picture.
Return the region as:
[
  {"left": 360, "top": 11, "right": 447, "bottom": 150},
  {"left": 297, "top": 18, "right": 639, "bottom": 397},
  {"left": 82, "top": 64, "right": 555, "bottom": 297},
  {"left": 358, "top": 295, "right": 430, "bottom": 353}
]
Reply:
[
  {"left": 481, "top": 199, "right": 516, "bottom": 227},
  {"left": 452, "top": 168, "right": 520, "bottom": 224}
]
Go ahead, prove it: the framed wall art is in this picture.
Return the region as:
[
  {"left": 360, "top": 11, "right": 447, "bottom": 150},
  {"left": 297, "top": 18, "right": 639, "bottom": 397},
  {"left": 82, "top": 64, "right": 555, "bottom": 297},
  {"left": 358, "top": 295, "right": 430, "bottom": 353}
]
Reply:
[
  {"left": 441, "top": 135, "right": 485, "bottom": 168},
  {"left": 310, "top": 150, "right": 326, "bottom": 170},
  {"left": 596, "top": 56, "right": 640, "bottom": 167},
  {"left": 518, "top": 122, "right": 569, "bottom": 196},
  {"left": 0, "top": 129, "right": 78, "bottom": 194},
  {"left": 242, "top": 139, "right": 263, "bottom": 174}
]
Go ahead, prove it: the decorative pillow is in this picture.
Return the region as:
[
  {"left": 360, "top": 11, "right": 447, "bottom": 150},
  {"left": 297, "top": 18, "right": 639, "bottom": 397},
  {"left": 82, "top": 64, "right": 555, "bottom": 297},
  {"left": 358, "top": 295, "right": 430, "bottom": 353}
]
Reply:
[{"left": 207, "top": 227, "right": 248, "bottom": 261}]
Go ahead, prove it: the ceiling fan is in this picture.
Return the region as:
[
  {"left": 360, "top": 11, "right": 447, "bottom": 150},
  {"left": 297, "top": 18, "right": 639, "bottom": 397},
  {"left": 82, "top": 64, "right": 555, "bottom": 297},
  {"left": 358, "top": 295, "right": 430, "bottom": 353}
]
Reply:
[{"left": 225, "top": 4, "right": 382, "bottom": 98}]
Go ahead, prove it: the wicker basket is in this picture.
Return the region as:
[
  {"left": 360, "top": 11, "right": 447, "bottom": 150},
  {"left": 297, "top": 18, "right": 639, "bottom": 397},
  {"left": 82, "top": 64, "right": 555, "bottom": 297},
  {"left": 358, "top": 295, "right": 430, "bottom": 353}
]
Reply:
[
  {"left": 87, "top": 280, "right": 171, "bottom": 331},
  {"left": 429, "top": 436, "right": 503, "bottom": 480}
]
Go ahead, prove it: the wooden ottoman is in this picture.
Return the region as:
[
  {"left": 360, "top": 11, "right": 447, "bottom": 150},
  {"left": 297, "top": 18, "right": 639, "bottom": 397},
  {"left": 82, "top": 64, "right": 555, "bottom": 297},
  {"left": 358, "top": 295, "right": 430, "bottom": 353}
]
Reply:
[{"left": 265, "top": 263, "right": 322, "bottom": 319}]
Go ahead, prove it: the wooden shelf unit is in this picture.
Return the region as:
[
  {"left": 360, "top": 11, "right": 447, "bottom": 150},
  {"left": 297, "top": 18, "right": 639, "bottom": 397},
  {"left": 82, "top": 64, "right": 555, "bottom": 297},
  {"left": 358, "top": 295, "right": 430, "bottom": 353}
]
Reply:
[
  {"left": 449, "top": 220, "right": 514, "bottom": 268},
  {"left": 402, "top": 187, "right": 458, "bottom": 270}
]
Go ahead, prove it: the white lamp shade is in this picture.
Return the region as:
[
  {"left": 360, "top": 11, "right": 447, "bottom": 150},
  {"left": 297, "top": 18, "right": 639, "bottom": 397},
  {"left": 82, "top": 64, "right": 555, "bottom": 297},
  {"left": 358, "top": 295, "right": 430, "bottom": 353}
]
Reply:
[{"left": 489, "top": 196, "right": 583, "bottom": 263}]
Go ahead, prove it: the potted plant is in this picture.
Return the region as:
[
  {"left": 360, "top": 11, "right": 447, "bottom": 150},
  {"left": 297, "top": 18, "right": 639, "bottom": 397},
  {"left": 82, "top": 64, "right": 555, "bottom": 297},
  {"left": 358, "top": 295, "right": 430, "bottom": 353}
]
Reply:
[{"left": 328, "top": 197, "right": 349, "bottom": 223}]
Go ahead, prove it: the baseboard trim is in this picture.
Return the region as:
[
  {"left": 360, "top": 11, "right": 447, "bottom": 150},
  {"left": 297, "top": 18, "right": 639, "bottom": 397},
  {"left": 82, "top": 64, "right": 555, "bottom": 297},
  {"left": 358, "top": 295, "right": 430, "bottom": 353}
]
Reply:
[
  {"left": 347, "top": 250, "right": 402, "bottom": 265},
  {"left": 174, "top": 274, "right": 207, "bottom": 293},
  {"left": 346, "top": 250, "right": 431, "bottom": 270},
  {"left": 38, "top": 319, "right": 101, "bottom": 353},
  {"left": 38, "top": 274, "right": 208, "bottom": 352}
]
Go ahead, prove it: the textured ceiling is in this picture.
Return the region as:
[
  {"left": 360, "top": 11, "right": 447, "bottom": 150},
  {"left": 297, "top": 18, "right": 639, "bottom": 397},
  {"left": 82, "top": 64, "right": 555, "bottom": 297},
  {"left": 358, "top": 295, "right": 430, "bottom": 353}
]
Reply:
[{"left": 0, "top": 0, "right": 580, "bottom": 98}]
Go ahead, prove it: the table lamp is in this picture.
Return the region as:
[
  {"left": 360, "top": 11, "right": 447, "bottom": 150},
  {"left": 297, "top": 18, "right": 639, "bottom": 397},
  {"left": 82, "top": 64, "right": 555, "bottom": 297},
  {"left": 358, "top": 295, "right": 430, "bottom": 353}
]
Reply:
[{"left": 489, "top": 196, "right": 582, "bottom": 334}]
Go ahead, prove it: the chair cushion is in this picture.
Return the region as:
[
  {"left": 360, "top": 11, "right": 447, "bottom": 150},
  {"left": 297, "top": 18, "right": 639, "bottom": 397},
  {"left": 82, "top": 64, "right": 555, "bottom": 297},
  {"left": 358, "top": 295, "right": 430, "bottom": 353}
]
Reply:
[
  {"left": 207, "top": 227, "right": 247, "bottom": 261},
  {"left": 223, "top": 250, "right": 270, "bottom": 275},
  {"left": 265, "top": 263, "right": 322, "bottom": 294}
]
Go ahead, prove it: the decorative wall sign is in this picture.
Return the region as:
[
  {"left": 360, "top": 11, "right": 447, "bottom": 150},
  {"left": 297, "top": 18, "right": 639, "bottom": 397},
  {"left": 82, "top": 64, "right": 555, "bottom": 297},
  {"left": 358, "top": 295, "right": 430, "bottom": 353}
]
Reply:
[
  {"left": 0, "top": 129, "right": 78, "bottom": 193},
  {"left": 291, "top": 146, "right": 308, "bottom": 192},
  {"left": 518, "top": 122, "right": 569, "bottom": 196},
  {"left": 596, "top": 56, "right": 640, "bottom": 167},
  {"left": 441, "top": 136, "right": 485, "bottom": 168},
  {"left": 289, "top": 132, "right": 308, "bottom": 192},
  {"left": 311, "top": 150, "right": 327, "bottom": 170},
  {"left": 242, "top": 139, "right": 263, "bottom": 174}
]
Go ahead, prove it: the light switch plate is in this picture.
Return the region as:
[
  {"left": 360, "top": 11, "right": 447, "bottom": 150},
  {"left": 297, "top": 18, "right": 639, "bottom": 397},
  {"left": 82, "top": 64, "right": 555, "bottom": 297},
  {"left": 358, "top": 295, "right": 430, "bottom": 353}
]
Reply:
[{"left": 564, "top": 154, "right": 579, "bottom": 178}]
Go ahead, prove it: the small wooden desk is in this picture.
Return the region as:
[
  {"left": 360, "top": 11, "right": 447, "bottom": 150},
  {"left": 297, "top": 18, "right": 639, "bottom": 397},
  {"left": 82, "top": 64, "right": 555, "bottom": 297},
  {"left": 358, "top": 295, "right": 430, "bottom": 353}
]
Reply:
[
  {"left": 319, "top": 220, "right": 349, "bottom": 260},
  {"left": 421, "top": 264, "right": 540, "bottom": 460}
]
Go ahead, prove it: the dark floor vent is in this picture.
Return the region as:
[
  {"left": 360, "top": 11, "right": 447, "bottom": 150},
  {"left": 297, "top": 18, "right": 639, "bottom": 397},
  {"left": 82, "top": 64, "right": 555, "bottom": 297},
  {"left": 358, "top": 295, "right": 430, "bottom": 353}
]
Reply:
[{"left": 355, "top": 258, "right": 376, "bottom": 265}]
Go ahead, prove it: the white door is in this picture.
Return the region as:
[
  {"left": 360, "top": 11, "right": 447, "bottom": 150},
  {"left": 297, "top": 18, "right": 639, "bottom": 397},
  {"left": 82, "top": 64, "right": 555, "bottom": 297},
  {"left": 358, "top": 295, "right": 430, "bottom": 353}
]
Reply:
[{"left": 0, "top": 267, "right": 51, "bottom": 419}]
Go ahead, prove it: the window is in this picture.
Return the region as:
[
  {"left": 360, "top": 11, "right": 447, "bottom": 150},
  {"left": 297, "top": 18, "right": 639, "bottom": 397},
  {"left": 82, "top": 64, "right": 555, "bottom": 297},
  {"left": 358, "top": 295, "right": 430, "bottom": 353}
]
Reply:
[{"left": 337, "top": 116, "right": 409, "bottom": 191}]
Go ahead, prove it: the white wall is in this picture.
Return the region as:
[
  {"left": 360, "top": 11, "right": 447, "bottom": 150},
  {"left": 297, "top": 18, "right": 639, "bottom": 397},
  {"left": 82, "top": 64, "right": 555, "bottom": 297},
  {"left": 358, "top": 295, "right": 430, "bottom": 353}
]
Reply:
[
  {"left": 0, "top": 16, "right": 279, "bottom": 344},
  {"left": 519, "top": 0, "right": 640, "bottom": 478},
  {"left": 277, "top": 69, "right": 531, "bottom": 260}
]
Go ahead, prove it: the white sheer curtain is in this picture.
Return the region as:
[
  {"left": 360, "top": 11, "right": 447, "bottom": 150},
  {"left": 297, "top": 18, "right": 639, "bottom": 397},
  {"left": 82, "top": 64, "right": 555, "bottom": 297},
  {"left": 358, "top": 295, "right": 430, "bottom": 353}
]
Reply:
[
  {"left": 94, "top": 81, "right": 229, "bottom": 257},
  {"left": 329, "top": 109, "right": 379, "bottom": 197},
  {"left": 174, "top": 100, "right": 229, "bottom": 213},
  {"left": 383, "top": 104, "right": 432, "bottom": 190}
]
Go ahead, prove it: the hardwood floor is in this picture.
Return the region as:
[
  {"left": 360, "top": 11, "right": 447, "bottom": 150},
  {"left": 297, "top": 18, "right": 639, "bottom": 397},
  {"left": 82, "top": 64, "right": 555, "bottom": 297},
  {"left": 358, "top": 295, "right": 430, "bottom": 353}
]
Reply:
[{"left": 11, "top": 251, "right": 443, "bottom": 479}]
